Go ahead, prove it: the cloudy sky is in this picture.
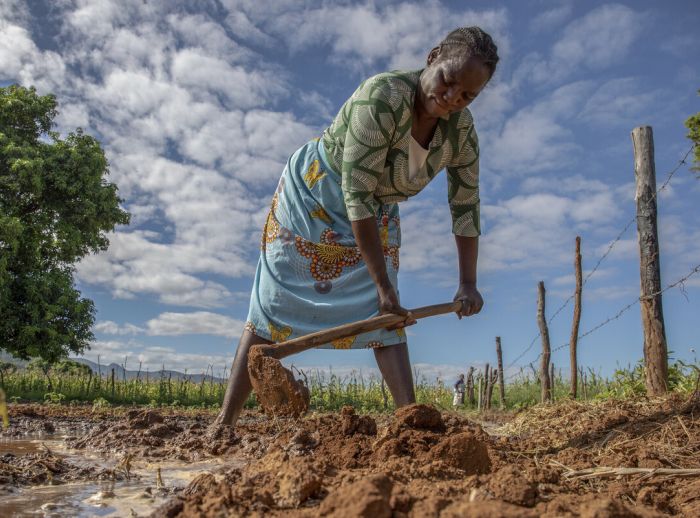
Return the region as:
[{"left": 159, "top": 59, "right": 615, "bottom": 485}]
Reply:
[{"left": 2, "top": 0, "right": 698, "bottom": 382}]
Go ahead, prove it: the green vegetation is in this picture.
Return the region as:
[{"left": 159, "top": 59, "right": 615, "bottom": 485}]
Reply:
[
  {"left": 0, "top": 85, "right": 129, "bottom": 363},
  {"left": 1, "top": 361, "right": 697, "bottom": 413}
]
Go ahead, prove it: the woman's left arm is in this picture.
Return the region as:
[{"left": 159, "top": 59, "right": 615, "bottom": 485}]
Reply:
[{"left": 454, "top": 234, "right": 484, "bottom": 318}]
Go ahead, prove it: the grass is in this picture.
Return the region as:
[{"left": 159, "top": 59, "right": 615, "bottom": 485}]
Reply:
[{"left": 1, "top": 360, "right": 697, "bottom": 413}]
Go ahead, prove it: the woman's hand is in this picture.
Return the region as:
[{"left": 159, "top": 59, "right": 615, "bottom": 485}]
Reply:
[
  {"left": 378, "top": 282, "right": 417, "bottom": 329},
  {"left": 453, "top": 282, "right": 484, "bottom": 319}
]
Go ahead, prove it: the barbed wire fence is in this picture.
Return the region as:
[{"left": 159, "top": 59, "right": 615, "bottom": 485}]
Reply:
[{"left": 503, "top": 145, "right": 696, "bottom": 382}]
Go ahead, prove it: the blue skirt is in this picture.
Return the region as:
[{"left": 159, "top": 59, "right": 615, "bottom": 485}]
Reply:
[{"left": 245, "top": 139, "right": 405, "bottom": 349}]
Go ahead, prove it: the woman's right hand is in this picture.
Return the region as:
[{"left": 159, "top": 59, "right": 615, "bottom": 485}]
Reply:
[{"left": 377, "top": 283, "right": 416, "bottom": 329}]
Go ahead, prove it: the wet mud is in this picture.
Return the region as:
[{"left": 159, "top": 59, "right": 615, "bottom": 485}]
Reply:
[{"left": 1, "top": 392, "right": 699, "bottom": 517}]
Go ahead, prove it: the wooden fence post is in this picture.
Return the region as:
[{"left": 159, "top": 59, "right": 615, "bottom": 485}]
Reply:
[
  {"left": 482, "top": 364, "right": 490, "bottom": 410},
  {"left": 477, "top": 374, "right": 482, "bottom": 410},
  {"left": 550, "top": 363, "right": 555, "bottom": 402},
  {"left": 110, "top": 367, "right": 115, "bottom": 399},
  {"left": 537, "top": 281, "right": 552, "bottom": 403},
  {"left": 466, "top": 366, "right": 475, "bottom": 406},
  {"left": 496, "top": 337, "right": 506, "bottom": 408},
  {"left": 488, "top": 370, "right": 498, "bottom": 409},
  {"left": 631, "top": 126, "right": 668, "bottom": 395},
  {"left": 570, "top": 236, "right": 582, "bottom": 399}
]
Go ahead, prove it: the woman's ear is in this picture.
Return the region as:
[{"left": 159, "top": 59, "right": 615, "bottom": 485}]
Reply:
[{"left": 426, "top": 46, "right": 442, "bottom": 66}]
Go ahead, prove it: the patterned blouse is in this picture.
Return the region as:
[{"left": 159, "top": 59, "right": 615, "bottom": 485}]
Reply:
[{"left": 321, "top": 69, "right": 481, "bottom": 237}]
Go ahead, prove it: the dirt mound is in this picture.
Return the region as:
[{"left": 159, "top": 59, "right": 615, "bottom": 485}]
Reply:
[
  {"left": 247, "top": 346, "right": 310, "bottom": 417},
  {"left": 394, "top": 403, "right": 445, "bottom": 431},
  {"left": 428, "top": 431, "right": 491, "bottom": 474},
  {"left": 486, "top": 465, "right": 537, "bottom": 506},
  {"left": 319, "top": 473, "right": 393, "bottom": 517},
  {"left": 341, "top": 405, "right": 377, "bottom": 436},
  {"left": 153, "top": 403, "right": 497, "bottom": 516}
]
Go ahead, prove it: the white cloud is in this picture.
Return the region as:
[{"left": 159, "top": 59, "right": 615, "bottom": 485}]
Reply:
[
  {"left": 525, "top": 4, "right": 646, "bottom": 85},
  {"left": 145, "top": 312, "right": 244, "bottom": 338},
  {"left": 82, "top": 340, "right": 233, "bottom": 374},
  {"left": 0, "top": 21, "right": 67, "bottom": 92},
  {"left": 94, "top": 321, "right": 144, "bottom": 335},
  {"left": 529, "top": 1, "right": 573, "bottom": 32},
  {"left": 485, "top": 81, "right": 593, "bottom": 174},
  {"left": 579, "top": 78, "right": 660, "bottom": 126},
  {"left": 227, "top": 1, "right": 510, "bottom": 71}
]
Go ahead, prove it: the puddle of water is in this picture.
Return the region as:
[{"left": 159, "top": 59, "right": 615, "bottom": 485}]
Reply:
[
  {"left": 0, "top": 437, "right": 56, "bottom": 455},
  {"left": 0, "top": 435, "right": 243, "bottom": 517}
]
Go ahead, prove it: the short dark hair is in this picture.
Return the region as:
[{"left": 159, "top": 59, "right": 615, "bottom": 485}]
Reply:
[{"left": 437, "top": 27, "right": 499, "bottom": 77}]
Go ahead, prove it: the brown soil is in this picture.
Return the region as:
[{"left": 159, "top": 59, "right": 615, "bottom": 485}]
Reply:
[
  {"left": 2, "top": 391, "right": 699, "bottom": 517},
  {"left": 247, "top": 346, "right": 310, "bottom": 417}
]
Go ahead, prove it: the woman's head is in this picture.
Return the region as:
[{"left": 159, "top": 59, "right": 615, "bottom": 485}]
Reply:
[
  {"left": 417, "top": 27, "right": 499, "bottom": 118},
  {"left": 433, "top": 27, "right": 499, "bottom": 78}
]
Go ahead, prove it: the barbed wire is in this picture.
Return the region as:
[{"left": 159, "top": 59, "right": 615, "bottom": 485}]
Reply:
[
  {"left": 506, "top": 261, "right": 700, "bottom": 380},
  {"left": 504, "top": 145, "right": 695, "bottom": 373}
]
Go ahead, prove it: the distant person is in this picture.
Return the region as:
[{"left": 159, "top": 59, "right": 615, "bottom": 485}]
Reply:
[
  {"left": 453, "top": 373, "right": 466, "bottom": 407},
  {"left": 216, "top": 27, "right": 497, "bottom": 428}
]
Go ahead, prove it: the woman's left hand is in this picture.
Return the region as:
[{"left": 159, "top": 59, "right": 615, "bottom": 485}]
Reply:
[{"left": 453, "top": 283, "right": 484, "bottom": 319}]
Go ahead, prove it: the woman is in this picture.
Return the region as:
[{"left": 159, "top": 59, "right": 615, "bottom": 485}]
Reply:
[{"left": 218, "top": 27, "right": 498, "bottom": 427}]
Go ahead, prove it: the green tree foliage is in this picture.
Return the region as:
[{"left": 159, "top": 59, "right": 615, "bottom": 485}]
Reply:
[
  {"left": 0, "top": 85, "right": 129, "bottom": 363},
  {"left": 685, "top": 89, "right": 700, "bottom": 175}
]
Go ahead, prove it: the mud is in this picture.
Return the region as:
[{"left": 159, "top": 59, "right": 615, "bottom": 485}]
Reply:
[
  {"left": 247, "top": 346, "right": 310, "bottom": 417},
  {"left": 1, "top": 392, "right": 699, "bottom": 517}
]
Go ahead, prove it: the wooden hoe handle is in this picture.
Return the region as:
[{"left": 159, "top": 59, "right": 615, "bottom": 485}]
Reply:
[{"left": 257, "top": 301, "right": 463, "bottom": 360}]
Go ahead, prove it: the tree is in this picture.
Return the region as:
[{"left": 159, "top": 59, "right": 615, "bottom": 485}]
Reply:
[
  {"left": 686, "top": 89, "right": 700, "bottom": 176},
  {"left": 0, "top": 85, "right": 129, "bottom": 363}
]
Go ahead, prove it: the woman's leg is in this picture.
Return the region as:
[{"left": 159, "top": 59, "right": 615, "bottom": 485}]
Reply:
[
  {"left": 216, "top": 329, "right": 273, "bottom": 427},
  {"left": 373, "top": 342, "right": 416, "bottom": 407}
]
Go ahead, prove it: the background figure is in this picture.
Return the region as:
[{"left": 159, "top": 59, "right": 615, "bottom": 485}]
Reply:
[{"left": 453, "top": 373, "right": 466, "bottom": 407}]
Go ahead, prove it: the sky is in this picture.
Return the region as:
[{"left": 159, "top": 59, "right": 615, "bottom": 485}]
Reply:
[{"left": 1, "top": 0, "right": 699, "bottom": 383}]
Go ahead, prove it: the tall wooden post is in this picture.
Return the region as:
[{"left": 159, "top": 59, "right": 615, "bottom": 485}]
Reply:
[
  {"left": 631, "top": 126, "right": 668, "bottom": 395},
  {"left": 482, "top": 363, "right": 490, "bottom": 410},
  {"left": 496, "top": 337, "right": 506, "bottom": 408},
  {"left": 569, "top": 236, "right": 582, "bottom": 398},
  {"left": 537, "top": 281, "right": 552, "bottom": 403}
]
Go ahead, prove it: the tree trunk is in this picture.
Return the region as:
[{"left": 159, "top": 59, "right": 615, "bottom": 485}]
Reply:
[
  {"left": 538, "top": 281, "right": 552, "bottom": 403},
  {"left": 631, "top": 126, "right": 668, "bottom": 395},
  {"left": 496, "top": 337, "right": 506, "bottom": 408},
  {"left": 570, "top": 236, "right": 582, "bottom": 398}
]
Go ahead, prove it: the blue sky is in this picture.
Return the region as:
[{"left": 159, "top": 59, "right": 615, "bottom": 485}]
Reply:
[{"left": 1, "top": 0, "right": 698, "bottom": 382}]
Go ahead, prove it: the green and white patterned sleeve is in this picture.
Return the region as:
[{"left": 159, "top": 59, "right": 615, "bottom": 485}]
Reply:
[
  {"left": 340, "top": 82, "right": 396, "bottom": 221},
  {"left": 446, "top": 124, "right": 481, "bottom": 237}
]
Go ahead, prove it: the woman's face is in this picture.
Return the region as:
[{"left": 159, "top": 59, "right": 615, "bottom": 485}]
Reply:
[{"left": 418, "top": 48, "right": 491, "bottom": 118}]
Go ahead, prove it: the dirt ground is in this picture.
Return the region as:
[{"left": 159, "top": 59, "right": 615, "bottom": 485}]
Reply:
[{"left": 2, "top": 391, "right": 699, "bottom": 517}]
